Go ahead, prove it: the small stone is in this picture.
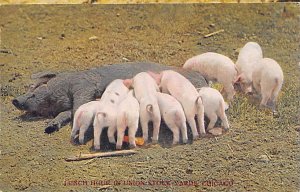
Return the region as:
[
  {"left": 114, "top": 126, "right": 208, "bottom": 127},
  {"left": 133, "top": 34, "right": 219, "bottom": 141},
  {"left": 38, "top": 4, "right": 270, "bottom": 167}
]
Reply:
[
  {"left": 208, "top": 127, "right": 223, "bottom": 136},
  {"left": 116, "top": 13, "right": 120, "bottom": 17},
  {"left": 186, "top": 167, "right": 193, "bottom": 174},
  {"left": 295, "top": 125, "right": 300, "bottom": 132},
  {"left": 258, "top": 155, "right": 270, "bottom": 163},
  {"left": 122, "top": 57, "right": 130, "bottom": 62},
  {"left": 60, "top": 34, "right": 65, "bottom": 39},
  {"left": 88, "top": 36, "right": 98, "bottom": 41},
  {"left": 37, "top": 37, "right": 45, "bottom": 40}
]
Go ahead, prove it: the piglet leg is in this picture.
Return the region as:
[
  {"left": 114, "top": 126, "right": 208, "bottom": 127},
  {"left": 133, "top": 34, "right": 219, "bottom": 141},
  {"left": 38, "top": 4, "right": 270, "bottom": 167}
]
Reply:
[
  {"left": 128, "top": 123, "right": 138, "bottom": 148},
  {"left": 152, "top": 112, "right": 161, "bottom": 144},
  {"left": 116, "top": 129, "right": 125, "bottom": 150},
  {"left": 116, "top": 115, "right": 126, "bottom": 150},
  {"left": 187, "top": 117, "right": 199, "bottom": 140},
  {"left": 107, "top": 126, "right": 117, "bottom": 144},
  {"left": 207, "top": 113, "right": 217, "bottom": 131}
]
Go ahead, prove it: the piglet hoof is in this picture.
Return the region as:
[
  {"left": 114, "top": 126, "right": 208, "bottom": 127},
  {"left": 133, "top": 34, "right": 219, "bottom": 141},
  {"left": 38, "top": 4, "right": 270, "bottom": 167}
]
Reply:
[
  {"left": 92, "top": 146, "right": 101, "bottom": 152},
  {"left": 224, "top": 128, "right": 229, "bottom": 133},
  {"left": 129, "top": 144, "right": 137, "bottom": 149},
  {"left": 172, "top": 141, "right": 180, "bottom": 146},
  {"left": 44, "top": 124, "right": 59, "bottom": 134},
  {"left": 272, "top": 111, "right": 279, "bottom": 118},
  {"left": 143, "top": 139, "right": 149, "bottom": 145},
  {"left": 116, "top": 145, "right": 122, "bottom": 150},
  {"left": 70, "top": 139, "right": 80, "bottom": 146},
  {"left": 193, "top": 135, "right": 200, "bottom": 140},
  {"left": 151, "top": 139, "right": 158, "bottom": 145},
  {"left": 259, "top": 104, "right": 268, "bottom": 110},
  {"left": 182, "top": 139, "right": 188, "bottom": 144},
  {"left": 224, "top": 102, "right": 229, "bottom": 111},
  {"left": 199, "top": 134, "right": 206, "bottom": 138}
]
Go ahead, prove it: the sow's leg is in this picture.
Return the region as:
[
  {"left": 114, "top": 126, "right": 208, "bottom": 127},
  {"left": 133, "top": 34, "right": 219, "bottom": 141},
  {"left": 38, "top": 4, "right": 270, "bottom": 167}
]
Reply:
[
  {"left": 45, "top": 110, "right": 72, "bottom": 133},
  {"left": 45, "top": 89, "right": 96, "bottom": 134}
]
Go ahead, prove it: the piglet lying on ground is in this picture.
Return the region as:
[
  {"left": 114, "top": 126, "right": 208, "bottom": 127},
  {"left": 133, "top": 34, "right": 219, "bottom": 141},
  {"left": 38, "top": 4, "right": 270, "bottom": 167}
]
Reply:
[
  {"left": 252, "top": 58, "right": 284, "bottom": 111},
  {"left": 198, "top": 87, "right": 229, "bottom": 134},
  {"left": 183, "top": 52, "right": 237, "bottom": 102},
  {"left": 116, "top": 90, "right": 140, "bottom": 150},
  {"left": 235, "top": 42, "right": 263, "bottom": 94},
  {"left": 149, "top": 70, "right": 205, "bottom": 139},
  {"left": 125, "top": 72, "right": 161, "bottom": 144},
  {"left": 157, "top": 92, "right": 188, "bottom": 145},
  {"left": 70, "top": 79, "right": 129, "bottom": 145}
]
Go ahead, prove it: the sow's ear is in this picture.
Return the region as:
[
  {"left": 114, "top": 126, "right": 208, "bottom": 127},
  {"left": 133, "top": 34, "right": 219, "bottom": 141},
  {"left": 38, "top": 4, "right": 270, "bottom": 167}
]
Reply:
[
  {"left": 28, "top": 71, "right": 57, "bottom": 92},
  {"left": 31, "top": 71, "right": 57, "bottom": 80}
]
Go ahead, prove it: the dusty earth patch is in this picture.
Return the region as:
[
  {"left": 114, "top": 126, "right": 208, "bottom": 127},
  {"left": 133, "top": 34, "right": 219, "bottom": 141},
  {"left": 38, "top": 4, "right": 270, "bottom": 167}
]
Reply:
[{"left": 0, "top": 4, "right": 299, "bottom": 192}]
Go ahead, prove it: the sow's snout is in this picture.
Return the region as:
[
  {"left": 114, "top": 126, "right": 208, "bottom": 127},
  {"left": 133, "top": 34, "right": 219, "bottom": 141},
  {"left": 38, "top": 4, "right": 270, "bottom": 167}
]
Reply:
[{"left": 12, "top": 97, "right": 28, "bottom": 110}]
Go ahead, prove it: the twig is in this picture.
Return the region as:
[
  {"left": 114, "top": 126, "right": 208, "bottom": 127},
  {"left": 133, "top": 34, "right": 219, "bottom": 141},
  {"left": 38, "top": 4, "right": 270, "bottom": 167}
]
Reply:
[
  {"left": 84, "top": 158, "right": 95, "bottom": 165},
  {"left": 264, "top": 151, "right": 271, "bottom": 160},
  {"left": 227, "top": 144, "right": 234, "bottom": 153},
  {"left": 65, "top": 150, "right": 137, "bottom": 162},
  {"left": 95, "top": 185, "right": 112, "bottom": 190},
  {"left": 204, "top": 29, "right": 224, "bottom": 38},
  {"left": 0, "top": 49, "right": 12, "bottom": 54}
]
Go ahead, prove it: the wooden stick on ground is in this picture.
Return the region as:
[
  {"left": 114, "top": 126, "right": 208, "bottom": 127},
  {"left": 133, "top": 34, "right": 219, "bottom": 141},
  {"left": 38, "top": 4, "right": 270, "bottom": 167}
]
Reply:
[
  {"left": 65, "top": 150, "right": 137, "bottom": 162},
  {"left": 204, "top": 29, "right": 224, "bottom": 38}
]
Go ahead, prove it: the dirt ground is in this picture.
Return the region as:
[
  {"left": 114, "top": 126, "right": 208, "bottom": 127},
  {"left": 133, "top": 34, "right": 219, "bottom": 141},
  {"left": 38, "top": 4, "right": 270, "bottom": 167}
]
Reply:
[{"left": 0, "top": 4, "right": 299, "bottom": 192}]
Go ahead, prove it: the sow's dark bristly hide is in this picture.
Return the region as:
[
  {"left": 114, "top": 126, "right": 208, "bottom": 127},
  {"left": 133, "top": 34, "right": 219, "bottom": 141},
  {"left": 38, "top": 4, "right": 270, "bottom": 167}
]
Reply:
[{"left": 12, "top": 62, "right": 207, "bottom": 133}]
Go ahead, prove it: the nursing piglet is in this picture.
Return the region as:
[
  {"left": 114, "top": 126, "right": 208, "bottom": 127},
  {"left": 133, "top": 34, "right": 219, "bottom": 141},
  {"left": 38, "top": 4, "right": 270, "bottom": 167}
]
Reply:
[
  {"left": 183, "top": 52, "right": 237, "bottom": 101},
  {"left": 93, "top": 104, "right": 118, "bottom": 151},
  {"left": 198, "top": 87, "right": 229, "bottom": 132},
  {"left": 235, "top": 42, "right": 263, "bottom": 93},
  {"left": 157, "top": 92, "right": 188, "bottom": 144},
  {"left": 252, "top": 58, "right": 284, "bottom": 111},
  {"left": 124, "top": 72, "right": 161, "bottom": 144},
  {"left": 71, "top": 79, "right": 129, "bottom": 145},
  {"left": 149, "top": 70, "right": 205, "bottom": 139},
  {"left": 116, "top": 90, "right": 140, "bottom": 150}
]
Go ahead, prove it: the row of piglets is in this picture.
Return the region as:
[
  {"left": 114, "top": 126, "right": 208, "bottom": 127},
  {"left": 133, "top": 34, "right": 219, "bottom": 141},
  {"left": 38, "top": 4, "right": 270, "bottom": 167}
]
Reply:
[
  {"left": 183, "top": 42, "right": 284, "bottom": 112},
  {"left": 123, "top": 71, "right": 229, "bottom": 145},
  {"left": 71, "top": 70, "right": 229, "bottom": 150}
]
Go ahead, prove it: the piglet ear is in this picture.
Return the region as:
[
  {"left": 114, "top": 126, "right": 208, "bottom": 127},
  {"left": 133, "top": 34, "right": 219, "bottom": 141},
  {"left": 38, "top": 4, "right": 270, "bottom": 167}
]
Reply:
[
  {"left": 123, "top": 79, "right": 133, "bottom": 88},
  {"left": 234, "top": 74, "right": 243, "bottom": 83},
  {"left": 147, "top": 71, "right": 162, "bottom": 85},
  {"left": 31, "top": 71, "right": 56, "bottom": 81}
]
